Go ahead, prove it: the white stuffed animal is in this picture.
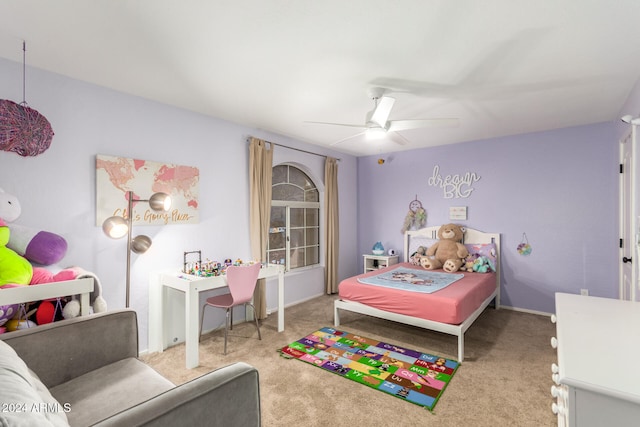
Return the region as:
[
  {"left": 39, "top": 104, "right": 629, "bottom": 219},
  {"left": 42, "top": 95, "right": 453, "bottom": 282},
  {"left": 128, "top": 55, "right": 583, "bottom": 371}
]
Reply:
[{"left": 61, "top": 268, "right": 108, "bottom": 318}]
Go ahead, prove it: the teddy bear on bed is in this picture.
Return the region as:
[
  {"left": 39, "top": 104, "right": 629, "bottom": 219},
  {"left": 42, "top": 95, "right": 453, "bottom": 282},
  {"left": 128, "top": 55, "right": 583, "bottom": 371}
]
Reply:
[{"left": 420, "top": 223, "right": 469, "bottom": 273}]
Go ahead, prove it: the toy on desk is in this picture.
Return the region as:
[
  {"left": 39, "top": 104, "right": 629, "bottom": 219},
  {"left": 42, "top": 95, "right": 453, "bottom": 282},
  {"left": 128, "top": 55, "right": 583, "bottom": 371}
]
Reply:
[
  {"left": 183, "top": 251, "right": 222, "bottom": 276},
  {"left": 182, "top": 250, "right": 262, "bottom": 277},
  {"left": 200, "top": 259, "right": 221, "bottom": 276},
  {"left": 184, "top": 261, "right": 215, "bottom": 277},
  {"left": 183, "top": 250, "right": 202, "bottom": 274}
]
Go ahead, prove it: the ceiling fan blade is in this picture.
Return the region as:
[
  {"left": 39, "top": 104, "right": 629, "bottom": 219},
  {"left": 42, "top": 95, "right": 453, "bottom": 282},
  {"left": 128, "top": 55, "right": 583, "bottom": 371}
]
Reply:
[
  {"left": 330, "top": 131, "right": 366, "bottom": 146},
  {"left": 369, "top": 96, "right": 395, "bottom": 127},
  {"left": 304, "top": 121, "right": 367, "bottom": 129},
  {"left": 387, "top": 131, "right": 409, "bottom": 146},
  {"left": 387, "top": 118, "right": 459, "bottom": 132},
  {"left": 304, "top": 121, "right": 366, "bottom": 129}
]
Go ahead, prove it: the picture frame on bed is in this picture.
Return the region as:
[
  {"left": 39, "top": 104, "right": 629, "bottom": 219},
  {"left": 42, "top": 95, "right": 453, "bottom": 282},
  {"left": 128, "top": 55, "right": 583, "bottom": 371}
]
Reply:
[{"left": 334, "top": 225, "right": 500, "bottom": 362}]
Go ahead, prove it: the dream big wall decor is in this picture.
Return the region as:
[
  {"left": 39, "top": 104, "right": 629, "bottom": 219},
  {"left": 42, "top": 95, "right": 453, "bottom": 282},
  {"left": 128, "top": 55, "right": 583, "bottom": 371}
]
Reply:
[{"left": 428, "top": 165, "right": 481, "bottom": 199}]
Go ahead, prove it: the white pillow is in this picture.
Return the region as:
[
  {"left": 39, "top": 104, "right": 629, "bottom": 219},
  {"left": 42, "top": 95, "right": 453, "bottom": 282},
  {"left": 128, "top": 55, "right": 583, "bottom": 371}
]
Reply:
[
  {"left": 0, "top": 340, "right": 69, "bottom": 427},
  {"left": 407, "top": 237, "right": 438, "bottom": 258}
]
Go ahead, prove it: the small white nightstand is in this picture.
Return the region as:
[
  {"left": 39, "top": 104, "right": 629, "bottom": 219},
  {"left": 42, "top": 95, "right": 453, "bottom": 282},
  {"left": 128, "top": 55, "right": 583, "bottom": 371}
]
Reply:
[{"left": 363, "top": 254, "right": 399, "bottom": 273}]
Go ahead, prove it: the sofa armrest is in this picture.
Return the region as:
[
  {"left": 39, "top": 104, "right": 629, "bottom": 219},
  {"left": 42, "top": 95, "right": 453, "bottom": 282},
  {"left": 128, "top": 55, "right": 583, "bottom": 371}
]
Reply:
[
  {"left": 0, "top": 309, "right": 138, "bottom": 388},
  {"left": 94, "top": 362, "right": 261, "bottom": 427}
]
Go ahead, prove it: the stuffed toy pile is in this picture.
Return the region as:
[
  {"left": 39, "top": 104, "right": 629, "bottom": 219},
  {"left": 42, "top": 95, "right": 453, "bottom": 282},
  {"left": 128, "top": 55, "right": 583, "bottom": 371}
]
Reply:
[
  {"left": 0, "top": 188, "right": 106, "bottom": 332},
  {"left": 420, "top": 223, "right": 469, "bottom": 273}
]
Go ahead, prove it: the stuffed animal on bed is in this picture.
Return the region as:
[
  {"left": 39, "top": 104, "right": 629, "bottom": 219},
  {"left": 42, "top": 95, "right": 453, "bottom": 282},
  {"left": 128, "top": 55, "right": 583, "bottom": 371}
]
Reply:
[
  {"left": 472, "top": 256, "right": 495, "bottom": 273},
  {"left": 409, "top": 246, "right": 427, "bottom": 266},
  {"left": 0, "top": 188, "right": 68, "bottom": 267},
  {"left": 0, "top": 195, "right": 33, "bottom": 328},
  {"left": 0, "top": 187, "right": 78, "bottom": 329},
  {"left": 420, "top": 223, "right": 469, "bottom": 273},
  {"left": 60, "top": 267, "right": 107, "bottom": 319},
  {"left": 462, "top": 252, "right": 479, "bottom": 272}
]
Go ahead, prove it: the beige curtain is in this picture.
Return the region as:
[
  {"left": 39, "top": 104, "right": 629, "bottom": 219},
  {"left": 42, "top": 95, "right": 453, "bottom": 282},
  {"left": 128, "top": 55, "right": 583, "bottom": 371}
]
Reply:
[
  {"left": 249, "top": 137, "right": 273, "bottom": 319},
  {"left": 324, "top": 157, "right": 339, "bottom": 294}
]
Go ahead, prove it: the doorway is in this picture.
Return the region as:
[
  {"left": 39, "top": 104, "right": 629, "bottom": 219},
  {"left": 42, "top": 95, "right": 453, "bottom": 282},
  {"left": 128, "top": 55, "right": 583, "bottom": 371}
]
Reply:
[{"left": 619, "top": 129, "right": 635, "bottom": 301}]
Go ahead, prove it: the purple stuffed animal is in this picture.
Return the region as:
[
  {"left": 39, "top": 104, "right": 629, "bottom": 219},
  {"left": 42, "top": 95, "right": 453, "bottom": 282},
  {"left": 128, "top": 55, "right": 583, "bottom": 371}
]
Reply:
[
  {"left": 0, "top": 187, "right": 67, "bottom": 266},
  {"left": 0, "top": 187, "right": 68, "bottom": 329}
]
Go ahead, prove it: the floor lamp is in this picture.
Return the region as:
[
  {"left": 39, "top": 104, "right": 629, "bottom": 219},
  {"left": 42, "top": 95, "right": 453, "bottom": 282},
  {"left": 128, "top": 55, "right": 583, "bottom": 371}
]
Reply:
[{"left": 102, "top": 191, "right": 171, "bottom": 307}]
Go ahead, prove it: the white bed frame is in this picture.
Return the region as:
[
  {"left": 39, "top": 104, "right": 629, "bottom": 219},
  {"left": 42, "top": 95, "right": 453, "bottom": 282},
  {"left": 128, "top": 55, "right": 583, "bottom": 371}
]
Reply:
[
  {"left": 334, "top": 226, "right": 500, "bottom": 361},
  {"left": 0, "top": 278, "right": 95, "bottom": 318}
]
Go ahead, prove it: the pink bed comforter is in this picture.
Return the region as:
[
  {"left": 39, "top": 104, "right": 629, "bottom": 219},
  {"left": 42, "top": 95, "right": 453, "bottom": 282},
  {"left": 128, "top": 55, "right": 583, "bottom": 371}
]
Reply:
[{"left": 338, "top": 262, "right": 497, "bottom": 325}]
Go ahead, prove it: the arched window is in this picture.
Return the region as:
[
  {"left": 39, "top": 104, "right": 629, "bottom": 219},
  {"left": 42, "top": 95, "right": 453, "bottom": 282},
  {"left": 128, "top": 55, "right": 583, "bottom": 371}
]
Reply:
[{"left": 268, "top": 164, "right": 320, "bottom": 271}]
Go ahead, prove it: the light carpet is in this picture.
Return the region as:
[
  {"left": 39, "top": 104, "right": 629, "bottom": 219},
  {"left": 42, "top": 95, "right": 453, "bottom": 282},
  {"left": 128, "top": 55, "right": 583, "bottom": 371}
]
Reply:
[{"left": 142, "top": 294, "right": 557, "bottom": 426}]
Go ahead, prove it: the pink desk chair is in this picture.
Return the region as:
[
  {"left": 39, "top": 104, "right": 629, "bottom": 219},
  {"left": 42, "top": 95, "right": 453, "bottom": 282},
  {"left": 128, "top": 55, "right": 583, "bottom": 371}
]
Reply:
[{"left": 199, "top": 263, "right": 262, "bottom": 354}]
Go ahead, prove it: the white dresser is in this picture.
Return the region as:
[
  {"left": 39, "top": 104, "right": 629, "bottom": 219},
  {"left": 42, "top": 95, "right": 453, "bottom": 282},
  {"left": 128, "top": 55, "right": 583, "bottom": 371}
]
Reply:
[{"left": 551, "top": 293, "right": 640, "bottom": 426}]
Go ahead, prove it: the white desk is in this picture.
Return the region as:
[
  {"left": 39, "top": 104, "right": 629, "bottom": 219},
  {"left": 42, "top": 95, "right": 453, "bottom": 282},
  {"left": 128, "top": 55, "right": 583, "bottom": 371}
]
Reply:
[{"left": 148, "top": 264, "right": 285, "bottom": 369}]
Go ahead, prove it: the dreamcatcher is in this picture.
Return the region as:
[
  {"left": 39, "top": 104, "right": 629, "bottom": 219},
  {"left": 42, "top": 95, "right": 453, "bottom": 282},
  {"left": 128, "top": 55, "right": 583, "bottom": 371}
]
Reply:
[{"left": 401, "top": 196, "right": 426, "bottom": 233}]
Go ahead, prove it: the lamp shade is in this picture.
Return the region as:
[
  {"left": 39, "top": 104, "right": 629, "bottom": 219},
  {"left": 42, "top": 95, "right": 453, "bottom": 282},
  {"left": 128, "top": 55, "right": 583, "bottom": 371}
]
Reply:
[
  {"left": 131, "top": 235, "right": 152, "bottom": 254},
  {"left": 149, "top": 192, "right": 171, "bottom": 211},
  {"left": 102, "top": 215, "right": 128, "bottom": 239}
]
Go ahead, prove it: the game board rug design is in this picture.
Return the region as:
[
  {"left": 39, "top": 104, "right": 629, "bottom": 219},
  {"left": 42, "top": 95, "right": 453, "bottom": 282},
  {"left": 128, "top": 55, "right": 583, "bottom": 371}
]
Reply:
[{"left": 278, "top": 327, "right": 459, "bottom": 411}]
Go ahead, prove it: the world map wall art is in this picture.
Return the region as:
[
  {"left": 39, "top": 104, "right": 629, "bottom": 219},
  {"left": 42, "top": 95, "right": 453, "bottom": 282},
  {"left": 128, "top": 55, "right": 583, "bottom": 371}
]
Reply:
[{"left": 96, "top": 154, "right": 200, "bottom": 226}]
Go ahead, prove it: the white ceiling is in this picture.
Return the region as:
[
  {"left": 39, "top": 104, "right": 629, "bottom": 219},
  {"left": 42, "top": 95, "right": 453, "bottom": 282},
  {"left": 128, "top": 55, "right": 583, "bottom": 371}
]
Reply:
[{"left": 1, "top": 1, "right": 640, "bottom": 157}]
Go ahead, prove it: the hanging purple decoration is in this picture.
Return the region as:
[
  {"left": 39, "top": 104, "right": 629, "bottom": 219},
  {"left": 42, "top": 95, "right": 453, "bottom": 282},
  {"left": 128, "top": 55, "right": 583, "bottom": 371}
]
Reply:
[
  {"left": 0, "top": 41, "right": 54, "bottom": 157},
  {"left": 0, "top": 99, "right": 54, "bottom": 156}
]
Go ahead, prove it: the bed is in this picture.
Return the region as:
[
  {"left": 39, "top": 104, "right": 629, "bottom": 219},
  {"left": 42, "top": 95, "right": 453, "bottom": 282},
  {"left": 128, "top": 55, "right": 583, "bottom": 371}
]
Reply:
[{"left": 334, "top": 225, "right": 500, "bottom": 361}]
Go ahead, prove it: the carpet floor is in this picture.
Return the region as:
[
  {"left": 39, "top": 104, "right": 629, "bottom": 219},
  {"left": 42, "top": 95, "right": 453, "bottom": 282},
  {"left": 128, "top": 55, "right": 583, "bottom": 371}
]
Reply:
[{"left": 142, "top": 294, "right": 558, "bottom": 426}]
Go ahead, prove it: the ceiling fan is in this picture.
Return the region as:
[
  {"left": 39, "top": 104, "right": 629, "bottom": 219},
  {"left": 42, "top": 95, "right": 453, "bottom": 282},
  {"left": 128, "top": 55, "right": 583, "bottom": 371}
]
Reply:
[{"left": 305, "top": 88, "right": 459, "bottom": 146}]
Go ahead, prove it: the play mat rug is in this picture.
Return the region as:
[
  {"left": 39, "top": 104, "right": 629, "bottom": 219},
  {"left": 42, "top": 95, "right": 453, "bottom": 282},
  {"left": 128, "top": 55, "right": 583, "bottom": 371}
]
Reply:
[
  {"left": 357, "top": 267, "right": 464, "bottom": 294},
  {"left": 279, "top": 327, "right": 459, "bottom": 411}
]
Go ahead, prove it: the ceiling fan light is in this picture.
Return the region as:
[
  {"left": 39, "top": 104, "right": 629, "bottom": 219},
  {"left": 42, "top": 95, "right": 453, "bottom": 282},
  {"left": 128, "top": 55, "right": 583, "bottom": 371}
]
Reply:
[{"left": 365, "top": 127, "right": 386, "bottom": 140}]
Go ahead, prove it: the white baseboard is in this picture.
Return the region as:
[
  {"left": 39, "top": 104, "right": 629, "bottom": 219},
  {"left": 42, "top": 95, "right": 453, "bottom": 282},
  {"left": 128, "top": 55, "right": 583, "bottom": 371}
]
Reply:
[
  {"left": 267, "top": 292, "right": 325, "bottom": 314},
  {"left": 499, "top": 304, "right": 553, "bottom": 317}
]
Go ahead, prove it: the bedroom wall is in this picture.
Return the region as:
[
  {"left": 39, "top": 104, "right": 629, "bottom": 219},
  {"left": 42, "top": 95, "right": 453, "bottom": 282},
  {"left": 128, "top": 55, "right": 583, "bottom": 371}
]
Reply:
[
  {"left": 0, "top": 57, "right": 360, "bottom": 351},
  {"left": 356, "top": 122, "right": 619, "bottom": 314}
]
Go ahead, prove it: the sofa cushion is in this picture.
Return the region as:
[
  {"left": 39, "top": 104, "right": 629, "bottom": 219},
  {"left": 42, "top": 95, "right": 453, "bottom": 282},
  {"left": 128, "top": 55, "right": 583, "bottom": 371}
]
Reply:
[
  {"left": 0, "top": 340, "right": 69, "bottom": 427},
  {"left": 50, "top": 358, "right": 174, "bottom": 427}
]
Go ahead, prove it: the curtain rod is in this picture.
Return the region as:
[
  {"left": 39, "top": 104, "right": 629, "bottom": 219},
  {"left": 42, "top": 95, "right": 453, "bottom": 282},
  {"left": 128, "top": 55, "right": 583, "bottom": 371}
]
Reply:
[{"left": 247, "top": 137, "right": 341, "bottom": 161}]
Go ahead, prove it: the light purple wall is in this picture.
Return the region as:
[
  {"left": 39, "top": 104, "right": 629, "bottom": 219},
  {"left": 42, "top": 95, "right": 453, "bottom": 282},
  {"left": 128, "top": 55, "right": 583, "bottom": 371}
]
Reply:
[
  {"left": 1, "top": 52, "right": 636, "bottom": 338},
  {"left": 357, "top": 123, "right": 619, "bottom": 314},
  {"left": 0, "top": 57, "right": 359, "bottom": 350}
]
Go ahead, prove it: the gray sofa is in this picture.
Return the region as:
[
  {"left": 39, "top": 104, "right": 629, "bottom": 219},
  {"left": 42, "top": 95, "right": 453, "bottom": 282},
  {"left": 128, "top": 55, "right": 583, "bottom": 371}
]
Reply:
[{"left": 0, "top": 309, "right": 261, "bottom": 426}]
